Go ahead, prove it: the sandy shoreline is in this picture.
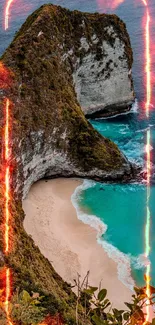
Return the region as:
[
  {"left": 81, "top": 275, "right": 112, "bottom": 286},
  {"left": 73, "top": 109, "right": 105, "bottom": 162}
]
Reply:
[{"left": 23, "top": 178, "right": 132, "bottom": 309}]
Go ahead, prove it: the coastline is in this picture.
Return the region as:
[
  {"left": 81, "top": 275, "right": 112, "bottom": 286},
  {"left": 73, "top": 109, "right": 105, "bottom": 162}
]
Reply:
[{"left": 23, "top": 178, "right": 132, "bottom": 309}]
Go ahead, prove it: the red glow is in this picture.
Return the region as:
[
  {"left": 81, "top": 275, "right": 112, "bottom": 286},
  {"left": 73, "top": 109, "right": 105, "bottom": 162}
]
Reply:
[
  {"left": 5, "top": 166, "right": 10, "bottom": 254},
  {"left": 5, "top": 99, "right": 10, "bottom": 162},
  {"left": 4, "top": 99, "right": 13, "bottom": 324},
  {"left": 141, "top": 0, "right": 147, "bottom": 6},
  {"left": 3, "top": 99, "right": 12, "bottom": 323},
  {"left": 0, "top": 62, "right": 12, "bottom": 89},
  {"left": 39, "top": 315, "right": 64, "bottom": 325},
  {"left": 4, "top": 99, "right": 11, "bottom": 254},
  {"left": 5, "top": 268, "right": 13, "bottom": 325},
  {"left": 96, "top": 0, "right": 125, "bottom": 10},
  {"left": 5, "top": 0, "right": 14, "bottom": 30},
  {"left": 2, "top": 5, "right": 14, "bottom": 325}
]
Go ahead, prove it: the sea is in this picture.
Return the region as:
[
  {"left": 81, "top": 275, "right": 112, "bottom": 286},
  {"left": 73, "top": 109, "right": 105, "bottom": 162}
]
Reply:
[{"left": 1, "top": 0, "right": 155, "bottom": 290}]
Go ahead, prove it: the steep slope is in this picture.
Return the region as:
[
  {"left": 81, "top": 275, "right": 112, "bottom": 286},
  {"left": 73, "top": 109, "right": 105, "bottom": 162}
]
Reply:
[{"left": 0, "top": 4, "right": 135, "bottom": 324}]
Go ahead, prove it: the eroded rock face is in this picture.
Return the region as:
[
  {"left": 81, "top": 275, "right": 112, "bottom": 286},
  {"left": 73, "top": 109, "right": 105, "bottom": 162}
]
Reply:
[
  {"left": 73, "top": 32, "right": 134, "bottom": 117},
  {"left": 58, "top": 14, "right": 134, "bottom": 117}
]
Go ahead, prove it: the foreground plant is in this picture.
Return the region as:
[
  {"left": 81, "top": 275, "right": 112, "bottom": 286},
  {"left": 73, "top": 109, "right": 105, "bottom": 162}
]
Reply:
[
  {"left": 73, "top": 272, "right": 155, "bottom": 325},
  {"left": 10, "top": 290, "right": 46, "bottom": 325},
  {"left": 81, "top": 285, "right": 155, "bottom": 325},
  {"left": 1, "top": 279, "right": 155, "bottom": 325}
]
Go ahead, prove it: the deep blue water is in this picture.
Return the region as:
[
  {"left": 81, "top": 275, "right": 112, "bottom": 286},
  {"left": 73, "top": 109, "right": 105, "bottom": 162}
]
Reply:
[{"left": 1, "top": 0, "right": 155, "bottom": 288}]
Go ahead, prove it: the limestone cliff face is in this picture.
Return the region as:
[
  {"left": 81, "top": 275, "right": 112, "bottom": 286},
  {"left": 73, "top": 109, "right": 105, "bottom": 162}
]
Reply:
[
  {"left": 53, "top": 6, "right": 134, "bottom": 117},
  {"left": 73, "top": 28, "right": 134, "bottom": 117},
  {"left": 0, "top": 4, "right": 135, "bottom": 323}
]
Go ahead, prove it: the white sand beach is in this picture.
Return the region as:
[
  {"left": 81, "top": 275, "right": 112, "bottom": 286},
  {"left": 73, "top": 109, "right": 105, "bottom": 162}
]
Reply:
[{"left": 23, "top": 178, "right": 132, "bottom": 309}]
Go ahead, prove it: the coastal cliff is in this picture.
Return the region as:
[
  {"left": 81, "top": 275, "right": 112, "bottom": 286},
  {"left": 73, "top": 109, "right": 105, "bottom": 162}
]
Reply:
[
  {"left": 1, "top": 4, "right": 134, "bottom": 199},
  {"left": 0, "top": 4, "right": 135, "bottom": 324}
]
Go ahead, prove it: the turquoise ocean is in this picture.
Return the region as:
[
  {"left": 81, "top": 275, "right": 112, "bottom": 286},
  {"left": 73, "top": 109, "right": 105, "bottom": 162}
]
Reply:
[
  {"left": 1, "top": 0, "right": 155, "bottom": 289},
  {"left": 72, "top": 110, "right": 155, "bottom": 289}
]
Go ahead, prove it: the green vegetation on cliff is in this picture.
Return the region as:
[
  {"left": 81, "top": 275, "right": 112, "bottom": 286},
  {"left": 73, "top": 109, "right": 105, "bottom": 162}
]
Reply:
[{"left": 1, "top": 3, "right": 133, "bottom": 173}]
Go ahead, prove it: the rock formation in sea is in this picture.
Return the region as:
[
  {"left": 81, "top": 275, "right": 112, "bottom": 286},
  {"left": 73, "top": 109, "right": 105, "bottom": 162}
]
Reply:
[{"left": 0, "top": 4, "right": 135, "bottom": 323}]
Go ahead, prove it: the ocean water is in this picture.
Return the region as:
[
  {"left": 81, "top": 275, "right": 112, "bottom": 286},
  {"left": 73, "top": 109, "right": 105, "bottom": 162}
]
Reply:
[{"left": 1, "top": 0, "right": 155, "bottom": 289}]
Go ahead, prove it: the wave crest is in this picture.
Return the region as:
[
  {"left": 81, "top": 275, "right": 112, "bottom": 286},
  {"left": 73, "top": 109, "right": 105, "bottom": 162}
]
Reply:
[{"left": 71, "top": 180, "right": 135, "bottom": 291}]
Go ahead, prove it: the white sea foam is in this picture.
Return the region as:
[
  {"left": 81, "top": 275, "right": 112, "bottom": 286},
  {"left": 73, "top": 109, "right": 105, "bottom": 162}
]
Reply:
[
  {"left": 71, "top": 180, "right": 107, "bottom": 234},
  {"left": 98, "top": 238, "right": 135, "bottom": 290},
  {"left": 132, "top": 254, "right": 150, "bottom": 269},
  {"left": 71, "top": 180, "right": 136, "bottom": 291},
  {"left": 131, "top": 98, "right": 139, "bottom": 113}
]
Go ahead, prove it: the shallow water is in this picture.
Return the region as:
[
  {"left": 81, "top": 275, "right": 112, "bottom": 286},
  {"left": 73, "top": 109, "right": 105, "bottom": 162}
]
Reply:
[{"left": 1, "top": 0, "right": 155, "bottom": 288}]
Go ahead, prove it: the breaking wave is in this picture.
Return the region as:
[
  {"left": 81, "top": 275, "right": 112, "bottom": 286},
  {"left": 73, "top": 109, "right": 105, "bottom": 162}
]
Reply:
[{"left": 71, "top": 179, "right": 149, "bottom": 291}]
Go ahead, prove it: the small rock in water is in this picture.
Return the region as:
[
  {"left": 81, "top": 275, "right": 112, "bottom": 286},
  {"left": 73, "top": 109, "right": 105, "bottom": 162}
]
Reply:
[{"left": 99, "top": 186, "right": 105, "bottom": 191}]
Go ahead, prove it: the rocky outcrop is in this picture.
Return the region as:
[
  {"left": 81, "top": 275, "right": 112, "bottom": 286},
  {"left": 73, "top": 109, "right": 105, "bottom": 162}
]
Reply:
[
  {"left": 1, "top": 4, "right": 135, "bottom": 200},
  {"left": 0, "top": 4, "right": 135, "bottom": 323},
  {"left": 73, "top": 31, "right": 134, "bottom": 118}
]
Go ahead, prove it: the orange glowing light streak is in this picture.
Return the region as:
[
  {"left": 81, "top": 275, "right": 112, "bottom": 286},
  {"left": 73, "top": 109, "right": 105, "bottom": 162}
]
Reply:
[
  {"left": 5, "top": 0, "right": 14, "bottom": 30},
  {"left": 5, "top": 166, "right": 10, "bottom": 254},
  {"left": 5, "top": 98, "right": 10, "bottom": 161},
  {"left": 5, "top": 268, "right": 13, "bottom": 325},
  {"left": 4, "top": 99, "right": 11, "bottom": 254},
  {"left": 4, "top": 98, "right": 13, "bottom": 324}
]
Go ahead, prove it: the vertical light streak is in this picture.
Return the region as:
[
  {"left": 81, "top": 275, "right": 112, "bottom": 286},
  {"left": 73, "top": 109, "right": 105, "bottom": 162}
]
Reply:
[
  {"left": 145, "top": 10, "right": 151, "bottom": 117},
  {"left": 96, "top": 0, "right": 125, "bottom": 11},
  {"left": 4, "top": 99, "right": 11, "bottom": 254},
  {"left": 5, "top": 0, "right": 14, "bottom": 30},
  {"left": 5, "top": 166, "right": 10, "bottom": 254},
  {"left": 144, "top": 128, "right": 151, "bottom": 323},
  {"left": 3, "top": 1, "right": 14, "bottom": 322},
  {"left": 142, "top": 0, "right": 147, "bottom": 6},
  {"left": 141, "top": 0, "right": 152, "bottom": 322},
  {"left": 4, "top": 99, "right": 10, "bottom": 254},
  {"left": 5, "top": 268, "right": 13, "bottom": 325},
  {"left": 5, "top": 99, "right": 9, "bottom": 161},
  {"left": 4, "top": 99, "right": 13, "bottom": 324}
]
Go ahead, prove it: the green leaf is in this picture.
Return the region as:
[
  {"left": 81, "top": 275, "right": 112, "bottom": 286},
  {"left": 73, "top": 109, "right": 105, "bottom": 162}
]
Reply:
[
  {"left": 123, "top": 312, "right": 130, "bottom": 321},
  {"left": 89, "top": 286, "right": 98, "bottom": 292},
  {"left": 113, "top": 308, "right": 124, "bottom": 316},
  {"left": 103, "top": 299, "right": 110, "bottom": 306},
  {"left": 107, "top": 313, "right": 114, "bottom": 321},
  {"left": 84, "top": 286, "right": 98, "bottom": 295},
  {"left": 22, "top": 290, "right": 31, "bottom": 303},
  {"left": 92, "top": 315, "right": 108, "bottom": 325},
  {"left": 103, "top": 302, "right": 111, "bottom": 310},
  {"left": 98, "top": 289, "right": 107, "bottom": 302},
  {"left": 124, "top": 302, "right": 133, "bottom": 311}
]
